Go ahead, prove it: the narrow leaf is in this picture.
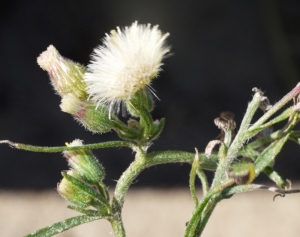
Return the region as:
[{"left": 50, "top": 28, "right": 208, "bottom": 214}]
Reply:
[
  {"left": 254, "top": 134, "right": 290, "bottom": 176},
  {"left": 197, "top": 166, "right": 209, "bottom": 197},
  {"left": 245, "top": 107, "right": 292, "bottom": 140},
  {"left": 25, "top": 215, "right": 102, "bottom": 237},
  {"left": 148, "top": 118, "right": 165, "bottom": 141},
  {"left": 263, "top": 166, "right": 285, "bottom": 188},
  {"left": 67, "top": 205, "right": 104, "bottom": 216},
  {"left": 184, "top": 193, "right": 214, "bottom": 237}
]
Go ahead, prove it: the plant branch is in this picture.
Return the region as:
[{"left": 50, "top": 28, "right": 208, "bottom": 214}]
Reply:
[{"left": 0, "top": 140, "right": 134, "bottom": 152}]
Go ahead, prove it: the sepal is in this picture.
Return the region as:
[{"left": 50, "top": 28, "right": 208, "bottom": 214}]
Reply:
[{"left": 148, "top": 118, "right": 165, "bottom": 141}]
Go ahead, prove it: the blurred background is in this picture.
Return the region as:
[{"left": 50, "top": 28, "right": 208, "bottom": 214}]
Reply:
[
  {"left": 2, "top": 1, "right": 300, "bottom": 236},
  {"left": 1, "top": 0, "right": 300, "bottom": 190}
]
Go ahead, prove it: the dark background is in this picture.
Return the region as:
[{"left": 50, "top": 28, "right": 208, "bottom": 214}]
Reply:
[{"left": 1, "top": 0, "right": 300, "bottom": 189}]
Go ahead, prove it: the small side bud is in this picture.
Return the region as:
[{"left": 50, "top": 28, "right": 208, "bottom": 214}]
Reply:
[
  {"left": 127, "top": 118, "right": 141, "bottom": 132},
  {"left": 57, "top": 170, "right": 94, "bottom": 207},
  {"left": 63, "top": 139, "right": 105, "bottom": 185},
  {"left": 60, "top": 93, "right": 114, "bottom": 134},
  {"left": 214, "top": 111, "right": 236, "bottom": 132},
  {"left": 228, "top": 162, "right": 255, "bottom": 185},
  {"left": 37, "top": 45, "right": 88, "bottom": 99},
  {"left": 259, "top": 96, "right": 272, "bottom": 112}
]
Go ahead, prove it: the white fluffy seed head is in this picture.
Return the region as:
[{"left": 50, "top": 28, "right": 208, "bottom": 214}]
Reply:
[{"left": 84, "top": 21, "right": 170, "bottom": 113}]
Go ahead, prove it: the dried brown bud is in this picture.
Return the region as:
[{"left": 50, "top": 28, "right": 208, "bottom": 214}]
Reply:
[{"left": 214, "top": 111, "right": 236, "bottom": 132}]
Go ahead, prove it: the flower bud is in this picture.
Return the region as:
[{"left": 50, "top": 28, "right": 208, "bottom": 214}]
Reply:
[
  {"left": 60, "top": 93, "right": 113, "bottom": 133},
  {"left": 63, "top": 139, "right": 105, "bottom": 185},
  {"left": 228, "top": 162, "right": 255, "bottom": 185},
  {"left": 57, "top": 170, "right": 94, "bottom": 207},
  {"left": 37, "top": 45, "right": 88, "bottom": 99}
]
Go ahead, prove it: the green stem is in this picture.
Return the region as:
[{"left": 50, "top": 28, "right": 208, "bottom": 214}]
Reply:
[
  {"left": 195, "top": 196, "right": 219, "bottom": 236},
  {"left": 112, "top": 149, "right": 217, "bottom": 235},
  {"left": 250, "top": 83, "right": 300, "bottom": 129},
  {"left": 226, "top": 92, "right": 262, "bottom": 162},
  {"left": 184, "top": 192, "right": 215, "bottom": 237},
  {"left": 110, "top": 217, "right": 126, "bottom": 237},
  {"left": 211, "top": 91, "right": 261, "bottom": 188},
  {"left": 185, "top": 180, "right": 235, "bottom": 237},
  {"left": 146, "top": 151, "right": 218, "bottom": 171},
  {"left": 244, "top": 107, "right": 293, "bottom": 141},
  {"left": 114, "top": 148, "right": 147, "bottom": 205},
  {"left": 0, "top": 140, "right": 133, "bottom": 152},
  {"left": 190, "top": 151, "right": 199, "bottom": 206}
]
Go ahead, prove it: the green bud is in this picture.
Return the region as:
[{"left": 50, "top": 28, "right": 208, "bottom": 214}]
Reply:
[
  {"left": 228, "top": 162, "right": 255, "bottom": 185},
  {"left": 126, "top": 88, "right": 155, "bottom": 117},
  {"left": 37, "top": 45, "right": 88, "bottom": 99},
  {"left": 57, "top": 170, "right": 94, "bottom": 207},
  {"left": 60, "top": 93, "right": 114, "bottom": 133},
  {"left": 127, "top": 118, "right": 141, "bottom": 132},
  {"left": 63, "top": 139, "right": 105, "bottom": 184},
  {"left": 148, "top": 118, "right": 165, "bottom": 141}
]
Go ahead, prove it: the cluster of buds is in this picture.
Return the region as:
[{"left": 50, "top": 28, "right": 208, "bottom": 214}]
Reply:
[
  {"left": 37, "top": 21, "right": 169, "bottom": 120},
  {"left": 37, "top": 22, "right": 169, "bottom": 142},
  {"left": 62, "top": 139, "right": 105, "bottom": 185},
  {"left": 38, "top": 22, "right": 170, "bottom": 211},
  {"left": 57, "top": 140, "right": 109, "bottom": 213}
]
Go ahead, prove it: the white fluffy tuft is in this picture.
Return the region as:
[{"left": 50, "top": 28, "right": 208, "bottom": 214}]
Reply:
[{"left": 84, "top": 21, "right": 170, "bottom": 113}]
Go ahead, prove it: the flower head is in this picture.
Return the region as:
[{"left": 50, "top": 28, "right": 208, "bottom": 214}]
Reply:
[
  {"left": 37, "top": 45, "right": 88, "bottom": 99},
  {"left": 84, "top": 21, "right": 170, "bottom": 113}
]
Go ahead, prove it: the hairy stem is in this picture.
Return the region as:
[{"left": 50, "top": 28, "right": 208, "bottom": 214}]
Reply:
[
  {"left": 0, "top": 140, "right": 133, "bottom": 152},
  {"left": 114, "top": 148, "right": 147, "bottom": 205},
  {"left": 251, "top": 83, "right": 300, "bottom": 129},
  {"left": 110, "top": 217, "right": 126, "bottom": 237},
  {"left": 211, "top": 91, "right": 261, "bottom": 188}
]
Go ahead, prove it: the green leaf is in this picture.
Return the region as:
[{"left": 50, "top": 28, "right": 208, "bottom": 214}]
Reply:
[
  {"left": 245, "top": 107, "right": 292, "bottom": 140},
  {"left": 241, "top": 130, "right": 282, "bottom": 155},
  {"left": 144, "top": 88, "right": 155, "bottom": 112},
  {"left": 148, "top": 118, "right": 165, "bottom": 141},
  {"left": 67, "top": 205, "right": 104, "bottom": 216},
  {"left": 196, "top": 165, "right": 209, "bottom": 197},
  {"left": 254, "top": 134, "right": 290, "bottom": 176},
  {"left": 127, "top": 98, "right": 153, "bottom": 138},
  {"left": 25, "top": 215, "right": 102, "bottom": 237},
  {"left": 288, "top": 130, "right": 300, "bottom": 144},
  {"left": 263, "top": 166, "right": 285, "bottom": 188},
  {"left": 184, "top": 193, "right": 214, "bottom": 237}
]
